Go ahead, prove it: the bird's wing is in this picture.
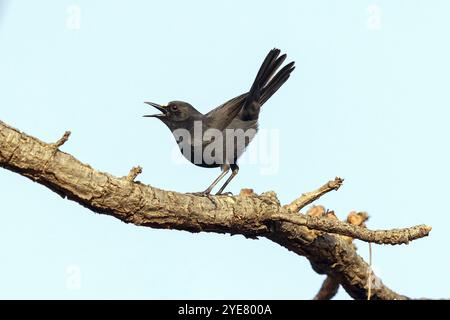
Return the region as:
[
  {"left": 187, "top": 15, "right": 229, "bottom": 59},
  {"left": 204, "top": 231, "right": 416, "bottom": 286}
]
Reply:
[{"left": 204, "top": 93, "right": 248, "bottom": 131}]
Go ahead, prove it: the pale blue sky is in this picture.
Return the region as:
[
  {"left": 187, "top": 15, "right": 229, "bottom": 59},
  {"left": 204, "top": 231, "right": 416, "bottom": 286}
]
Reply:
[{"left": 0, "top": 0, "right": 449, "bottom": 299}]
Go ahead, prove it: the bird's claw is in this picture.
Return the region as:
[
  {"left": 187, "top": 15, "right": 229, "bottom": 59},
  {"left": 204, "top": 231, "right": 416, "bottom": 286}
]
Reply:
[
  {"left": 187, "top": 191, "right": 211, "bottom": 196},
  {"left": 215, "top": 191, "right": 233, "bottom": 196},
  {"left": 187, "top": 190, "right": 218, "bottom": 208}
]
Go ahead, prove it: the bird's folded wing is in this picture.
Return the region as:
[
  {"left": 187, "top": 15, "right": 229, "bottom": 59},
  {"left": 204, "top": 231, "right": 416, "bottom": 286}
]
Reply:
[{"left": 204, "top": 93, "right": 247, "bottom": 131}]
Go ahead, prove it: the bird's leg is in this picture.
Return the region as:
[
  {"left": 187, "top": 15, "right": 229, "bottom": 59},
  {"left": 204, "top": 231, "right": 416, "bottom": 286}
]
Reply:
[
  {"left": 215, "top": 164, "right": 239, "bottom": 195},
  {"left": 202, "top": 164, "right": 230, "bottom": 194},
  {"left": 190, "top": 164, "right": 230, "bottom": 196}
]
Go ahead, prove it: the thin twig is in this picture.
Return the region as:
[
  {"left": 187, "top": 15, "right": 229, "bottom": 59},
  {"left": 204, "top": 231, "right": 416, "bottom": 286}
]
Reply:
[
  {"left": 270, "top": 213, "right": 431, "bottom": 245},
  {"left": 53, "top": 131, "right": 71, "bottom": 148},
  {"left": 286, "top": 177, "right": 344, "bottom": 212},
  {"left": 39, "top": 131, "right": 72, "bottom": 178}
]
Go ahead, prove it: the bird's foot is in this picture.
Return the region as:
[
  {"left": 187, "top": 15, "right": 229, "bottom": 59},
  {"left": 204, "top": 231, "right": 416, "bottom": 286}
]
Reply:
[
  {"left": 187, "top": 190, "right": 218, "bottom": 207},
  {"left": 187, "top": 191, "right": 211, "bottom": 197},
  {"left": 215, "top": 191, "right": 233, "bottom": 196}
]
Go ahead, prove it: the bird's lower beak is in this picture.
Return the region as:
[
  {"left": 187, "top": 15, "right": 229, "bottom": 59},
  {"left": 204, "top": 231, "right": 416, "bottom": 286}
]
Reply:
[{"left": 143, "top": 102, "right": 168, "bottom": 118}]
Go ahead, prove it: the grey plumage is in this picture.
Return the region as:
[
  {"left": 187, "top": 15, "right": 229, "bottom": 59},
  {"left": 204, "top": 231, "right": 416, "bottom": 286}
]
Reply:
[{"left": 144, "top": 48, "right": 295, "bottom": 194}]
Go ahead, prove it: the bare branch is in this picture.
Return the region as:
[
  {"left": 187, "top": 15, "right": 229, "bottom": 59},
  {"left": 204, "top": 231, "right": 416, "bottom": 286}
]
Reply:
[
  {"left": 0, "top": 120, "right": 432, "bottom": 300},
  {"left": 314, "top": 276, "right": 340, "bottom": 300},
  {"left": 286, "top": 177, "right": 344, "bottom": 212},
  {"left": 39, "top": 130, "right": 72, "bottom": 178},
  {"left": 313, "top": 210, "right": 369, "bottom": 299},
  {"left": 270, "top": 214, "right": 431, "bottom": 245},
  {"left": 53, "top": 131, "right": 71, "bottom": 148}
]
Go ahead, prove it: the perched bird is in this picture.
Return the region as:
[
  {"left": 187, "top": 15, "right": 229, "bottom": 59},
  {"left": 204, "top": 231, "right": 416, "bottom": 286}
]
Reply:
[{"left": 144, "top": 48, "right": 295, "bottom": 195}]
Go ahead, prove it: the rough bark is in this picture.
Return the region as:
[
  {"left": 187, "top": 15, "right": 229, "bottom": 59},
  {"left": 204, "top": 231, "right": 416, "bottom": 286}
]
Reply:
[{"left": 0, "top": 120, "right": 431, "bottom": 300}]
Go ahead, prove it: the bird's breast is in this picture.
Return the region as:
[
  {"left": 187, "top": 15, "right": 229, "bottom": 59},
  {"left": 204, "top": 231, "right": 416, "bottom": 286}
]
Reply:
[{"left": 173, "top": 119, "right": 258, "bottom": 167}]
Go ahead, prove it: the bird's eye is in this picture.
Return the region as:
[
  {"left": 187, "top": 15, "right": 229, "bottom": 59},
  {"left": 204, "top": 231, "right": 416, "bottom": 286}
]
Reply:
[{"left": 171, "top": 105, "right": 178, "bottom": 111}]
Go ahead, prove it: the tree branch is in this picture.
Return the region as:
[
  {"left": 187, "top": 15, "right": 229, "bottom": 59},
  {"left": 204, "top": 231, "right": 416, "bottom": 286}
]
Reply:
[
  {"left": 53, "top": 131, "right": 71, "bottom": 148},
  {"left": 269, "top": 214, "right": 431, "bottom": 245},
  {"left": 0, "top": 120, "right": 432, "bottom": 300},
  {"left": 285, "top": 177, "right": 343, "bottom": 212},
  {"left": 314, "top": 276, "right": 340, "bottom": 300}
]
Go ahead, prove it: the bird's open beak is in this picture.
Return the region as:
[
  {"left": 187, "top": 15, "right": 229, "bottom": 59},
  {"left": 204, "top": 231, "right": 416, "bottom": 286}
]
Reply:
[{"left": 143, "top": 102, "right": 168, "bottom": 118}]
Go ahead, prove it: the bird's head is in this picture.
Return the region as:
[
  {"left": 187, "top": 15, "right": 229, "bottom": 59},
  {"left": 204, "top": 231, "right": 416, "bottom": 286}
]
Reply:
[{"left": 143, "top": 101, "right": 198, "bottom": 124}]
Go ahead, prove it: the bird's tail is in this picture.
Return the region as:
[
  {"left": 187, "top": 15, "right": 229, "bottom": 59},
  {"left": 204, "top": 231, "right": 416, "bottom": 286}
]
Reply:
[{"left": 241, "top": 49, "right": 295, "bottom": 120}]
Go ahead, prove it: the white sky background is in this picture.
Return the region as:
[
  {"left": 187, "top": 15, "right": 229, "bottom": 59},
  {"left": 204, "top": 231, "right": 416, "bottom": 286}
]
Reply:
[{"left": 0, "top": 0, "right": 449, "bottom": 299}]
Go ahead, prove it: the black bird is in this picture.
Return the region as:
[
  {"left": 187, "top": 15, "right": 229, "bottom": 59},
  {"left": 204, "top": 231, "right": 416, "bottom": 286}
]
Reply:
[{"left": 144, "top": 48, "right": 295, "bottom": 195}]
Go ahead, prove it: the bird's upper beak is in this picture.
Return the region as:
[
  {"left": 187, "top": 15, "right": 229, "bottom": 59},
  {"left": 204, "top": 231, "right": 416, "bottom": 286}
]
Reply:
[{"left": 143, "top": 102, "right": 168, "bottom": 118}]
